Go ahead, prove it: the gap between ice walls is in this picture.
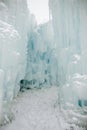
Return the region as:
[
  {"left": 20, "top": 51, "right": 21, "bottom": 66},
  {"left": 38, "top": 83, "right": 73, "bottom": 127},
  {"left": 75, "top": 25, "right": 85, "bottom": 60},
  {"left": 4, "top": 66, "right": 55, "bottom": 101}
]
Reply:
[
  {"left": 25, "top": 21, "right": 57, "bottom": 89},
  {"left": 1, "top": 0, "right": 87, "bottom": 128},
  {"left": 0, "top": 0, "right": 56, "bottom": 125}
]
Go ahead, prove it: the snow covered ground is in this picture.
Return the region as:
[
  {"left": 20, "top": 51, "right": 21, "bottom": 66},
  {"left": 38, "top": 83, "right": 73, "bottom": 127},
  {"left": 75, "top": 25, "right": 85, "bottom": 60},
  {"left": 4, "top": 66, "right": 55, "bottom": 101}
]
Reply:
[{"left": 0, "top": 86, "right": 86, "bottom": 130}]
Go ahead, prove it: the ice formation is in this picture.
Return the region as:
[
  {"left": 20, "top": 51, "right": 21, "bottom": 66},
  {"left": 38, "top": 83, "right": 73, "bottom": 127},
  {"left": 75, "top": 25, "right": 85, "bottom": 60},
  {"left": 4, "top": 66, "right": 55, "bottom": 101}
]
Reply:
[
  {"left": 25, "top": 21, "right": 57, "bottom": 88},
  {"left": 0, "top": 0, "right": 87, "bottom": 128},
  {"left": 0, "top": 0, "right": 55, "bottom": 124},
  {"left": 0, "top": 0, "right": 31, "bottom": 124},
  {"left": 49, "top": 0, "right": 87, "bottom": 127}
]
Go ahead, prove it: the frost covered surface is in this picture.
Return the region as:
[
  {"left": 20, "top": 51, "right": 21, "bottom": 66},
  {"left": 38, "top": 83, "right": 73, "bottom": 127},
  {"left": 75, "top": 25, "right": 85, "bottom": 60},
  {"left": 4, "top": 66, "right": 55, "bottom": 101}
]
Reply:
[
  {"left": 0, "top": 87, "right": 85, "bottom": 130},
  {"left": 49, "top": 0, "right": 87, "bottom": 127},
  {"left": 0, "top": 0, "right": 31, "bottom": 124}
]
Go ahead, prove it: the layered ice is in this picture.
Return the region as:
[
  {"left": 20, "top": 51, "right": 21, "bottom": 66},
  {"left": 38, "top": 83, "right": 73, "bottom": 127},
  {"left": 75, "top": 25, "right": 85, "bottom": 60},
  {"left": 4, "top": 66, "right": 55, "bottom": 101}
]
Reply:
[{"left": 49, "top": 0, "right": 87, "bottom": 126}]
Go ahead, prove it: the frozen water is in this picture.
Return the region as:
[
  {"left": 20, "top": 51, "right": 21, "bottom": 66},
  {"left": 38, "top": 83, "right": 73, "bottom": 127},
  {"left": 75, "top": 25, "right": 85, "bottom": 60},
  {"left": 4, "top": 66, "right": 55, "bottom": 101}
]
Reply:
[
  {"left": 0, "top": 0, "right": 31, "bottom": 124},
  {"left": 25, "top": 21, "right": 58, "bottom": 88},
  {"left": 49, "top": 0, "right": 87, "bottom": 127},
  {"left": 0, "top": 20, "right": 20, "bottom": 124},
  {"left": 0, "top": 0, "right": 87, "bottom": 128}
]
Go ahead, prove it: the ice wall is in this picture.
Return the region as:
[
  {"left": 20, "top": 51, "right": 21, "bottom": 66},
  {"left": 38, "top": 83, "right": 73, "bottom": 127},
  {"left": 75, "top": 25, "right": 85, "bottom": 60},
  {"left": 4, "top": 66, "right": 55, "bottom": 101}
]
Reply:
[
  {"left": 0, "top": 0, "right": 30, "bottom": 125},
  {"left": 49, "top": 0, "right": 87, "bottom": 126},
  {"left": 25, "top": 21, "right": 58, "bottom": 88}
]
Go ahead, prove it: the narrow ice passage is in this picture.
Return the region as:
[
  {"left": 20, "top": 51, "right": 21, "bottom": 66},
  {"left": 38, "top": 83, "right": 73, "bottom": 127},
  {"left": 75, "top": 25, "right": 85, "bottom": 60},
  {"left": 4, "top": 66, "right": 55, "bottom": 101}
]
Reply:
[
  {"left": 0, "top": 0, "right": 87, "bottom": 129},
  {"left": 0, "top": 87, "right": 85, "bottom": 130}
]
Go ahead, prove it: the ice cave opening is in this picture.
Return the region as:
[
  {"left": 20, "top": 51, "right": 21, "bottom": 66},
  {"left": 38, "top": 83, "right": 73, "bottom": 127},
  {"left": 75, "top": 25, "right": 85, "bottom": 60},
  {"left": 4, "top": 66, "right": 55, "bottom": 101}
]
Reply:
[{"left": 0, "top": 0, "right": 87, "bottom": 130}]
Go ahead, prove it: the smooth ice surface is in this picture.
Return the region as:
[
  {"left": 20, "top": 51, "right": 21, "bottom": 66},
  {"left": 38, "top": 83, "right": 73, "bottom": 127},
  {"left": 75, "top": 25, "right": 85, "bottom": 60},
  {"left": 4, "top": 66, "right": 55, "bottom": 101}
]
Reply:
[{"left": 49, "top": 0, "right": 87, "bottom": 126}]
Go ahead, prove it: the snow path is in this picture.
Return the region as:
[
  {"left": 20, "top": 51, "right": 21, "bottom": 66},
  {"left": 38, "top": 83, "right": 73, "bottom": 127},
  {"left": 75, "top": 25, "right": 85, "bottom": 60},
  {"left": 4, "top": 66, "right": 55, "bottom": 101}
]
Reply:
[{"left": 0, "top": 87, "right": 85, "bottom": 130}]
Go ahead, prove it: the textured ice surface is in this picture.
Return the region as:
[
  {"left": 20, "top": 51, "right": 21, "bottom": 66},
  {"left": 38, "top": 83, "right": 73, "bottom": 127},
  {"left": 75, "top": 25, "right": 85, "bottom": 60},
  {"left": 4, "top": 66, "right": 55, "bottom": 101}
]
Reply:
[
  {"left": 25, "top": 21, "right": 57, "bottom": 88},
  {"left": 49, "top": 0, "right": 87, "bottom": 127},
  {"left": 0, "top": 0, "right": 87, "bottom": 128},
  {"left": 0, "top": 0, "right": 31, "bottom": 125},
  {"left": 0, "top": 20, "right": 20, "bottom": 124}
]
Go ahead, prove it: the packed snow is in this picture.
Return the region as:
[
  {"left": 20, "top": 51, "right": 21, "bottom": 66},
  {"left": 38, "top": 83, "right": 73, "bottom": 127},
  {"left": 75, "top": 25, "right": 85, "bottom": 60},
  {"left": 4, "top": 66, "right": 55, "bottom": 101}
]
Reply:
[{"left": 0, "top": 87, "right": 85, "bottom": 130}]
